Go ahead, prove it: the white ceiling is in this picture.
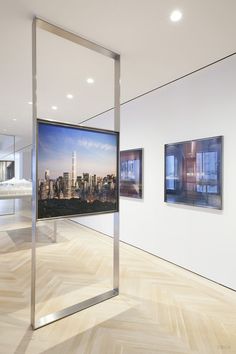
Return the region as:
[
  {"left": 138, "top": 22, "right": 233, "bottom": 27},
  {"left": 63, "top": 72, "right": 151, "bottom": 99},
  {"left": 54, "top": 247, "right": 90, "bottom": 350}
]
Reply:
[
  {"left": 0, "top": 0, "right": 236, "bottom": 146},
  {"left": 37, "top": 28, "right": 114, "bottom": 123}
]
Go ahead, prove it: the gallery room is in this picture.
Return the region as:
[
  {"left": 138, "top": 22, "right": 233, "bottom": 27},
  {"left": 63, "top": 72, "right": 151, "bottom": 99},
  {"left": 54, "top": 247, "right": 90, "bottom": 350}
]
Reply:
[{"left": 0, "top": 1, "right": 236, "bottom": 353}]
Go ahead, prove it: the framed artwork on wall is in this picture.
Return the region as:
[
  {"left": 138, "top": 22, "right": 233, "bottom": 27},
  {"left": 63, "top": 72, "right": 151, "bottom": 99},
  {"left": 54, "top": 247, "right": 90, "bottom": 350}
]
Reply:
[
  {"left": 120, "top": 148, "right": 143, "bottom": 199},
  {"left": 165, "top": 136, "right": 223, "bottom": 209},
  {"left": 37, "top": 119, "right": 119, "bottom": 220}
]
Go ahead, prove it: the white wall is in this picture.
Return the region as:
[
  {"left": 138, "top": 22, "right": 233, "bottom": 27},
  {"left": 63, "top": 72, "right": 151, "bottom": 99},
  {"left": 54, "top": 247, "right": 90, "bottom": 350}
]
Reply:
[{"left": 74, "top": 54, "right": 236, "bottom": 290}]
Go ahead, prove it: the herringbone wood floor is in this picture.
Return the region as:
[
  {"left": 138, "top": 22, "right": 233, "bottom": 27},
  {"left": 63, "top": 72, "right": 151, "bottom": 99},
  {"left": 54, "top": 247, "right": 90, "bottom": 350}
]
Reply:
[{"left": 0, "top": 203, "right": 236, "bottom": 354}]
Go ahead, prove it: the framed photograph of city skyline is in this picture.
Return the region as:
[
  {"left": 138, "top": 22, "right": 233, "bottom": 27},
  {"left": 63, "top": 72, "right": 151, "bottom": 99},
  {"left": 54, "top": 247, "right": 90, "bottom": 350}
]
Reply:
[
  {"left": 165, "top": 136, "right": 223, "bottom": 210},
  {"left": 37, "top": 119, "right": 119, "bottom": 220},
  {"left": 120, "top": 149, "right": 143, "bottom": 199}
]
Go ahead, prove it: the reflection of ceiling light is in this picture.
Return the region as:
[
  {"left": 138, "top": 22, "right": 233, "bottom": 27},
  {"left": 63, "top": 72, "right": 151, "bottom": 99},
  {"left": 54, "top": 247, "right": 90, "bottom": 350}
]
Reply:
[
  {"left": 66, "top": 94, "right": 74, "bottom": 99},
  {"left": 28, "top": 101, "right": 32, "bottom": 105},
  {"left": 12, "top": 118, "right": 17, "bottom": 121},
  {"left": 170, "top": 10, "right": 182, "bottom": 22},
  {"left": 51, "top": 105, "right": 58, "bottom": 110},
  {"left": 86, "top": 78, "right": 94, "bottom": 84},
  {"left": 3, "top": 129, "right": 7, "bottom": 132}
]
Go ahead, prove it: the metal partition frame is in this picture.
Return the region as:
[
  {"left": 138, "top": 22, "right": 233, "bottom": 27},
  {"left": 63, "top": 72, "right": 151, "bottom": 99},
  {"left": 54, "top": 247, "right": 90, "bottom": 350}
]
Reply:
[{"left": 31, "top": 17, "right": 120, "bottom": 330}]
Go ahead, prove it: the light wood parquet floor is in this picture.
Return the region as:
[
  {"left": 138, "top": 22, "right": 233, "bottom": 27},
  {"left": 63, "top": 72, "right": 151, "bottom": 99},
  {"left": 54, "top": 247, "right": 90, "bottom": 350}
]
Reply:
[{"left": 0, "top": 202, "right": 236, "bottom": 354}]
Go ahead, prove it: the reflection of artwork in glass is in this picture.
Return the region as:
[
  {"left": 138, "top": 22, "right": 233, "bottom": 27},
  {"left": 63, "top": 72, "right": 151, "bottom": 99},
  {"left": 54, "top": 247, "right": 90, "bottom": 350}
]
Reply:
[
  {"left": 37, "top": 120, "right": 119, "bottom": 220},
  {"left": 0, "top": 134, "right": 16, "bottom": 215},
  {"left": 165, "top": 136, "right": 223, "bottom": 209},
  {"left": 0, "top": 178, "right": 32, "bottom": 197},
  {"left": 120, "top": 149, "right": 143, "bottom": 198},
  {"left": 0, "top": 161, "right": 14, "bottom": 182}
]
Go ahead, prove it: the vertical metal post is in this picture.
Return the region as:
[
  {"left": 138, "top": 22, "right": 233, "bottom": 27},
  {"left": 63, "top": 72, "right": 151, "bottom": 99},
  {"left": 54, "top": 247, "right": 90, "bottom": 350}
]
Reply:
[
  {"left": 31, "top": 17, "right": 37, "bottom": 329},
  {"left": 13, "top": 135, "right": 16, "bottom": 215},
  {"left": 113, "top": 55, "right": 120, "bottom": 292}
]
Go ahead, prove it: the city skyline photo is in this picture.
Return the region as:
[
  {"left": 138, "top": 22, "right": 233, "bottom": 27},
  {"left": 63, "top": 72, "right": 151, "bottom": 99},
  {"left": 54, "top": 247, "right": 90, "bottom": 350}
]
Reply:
[
  {"left": 38, "top": 122, "right": 117, "bottom": 179},
  {"left": 37, "top": 120, "right": 119, "bottom": 219}
]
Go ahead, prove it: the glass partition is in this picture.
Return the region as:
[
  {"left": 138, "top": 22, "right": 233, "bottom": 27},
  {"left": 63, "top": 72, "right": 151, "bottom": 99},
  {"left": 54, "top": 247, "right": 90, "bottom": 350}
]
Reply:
[{"left": 31, "top": 18, "right": 120, "bottom": 329}]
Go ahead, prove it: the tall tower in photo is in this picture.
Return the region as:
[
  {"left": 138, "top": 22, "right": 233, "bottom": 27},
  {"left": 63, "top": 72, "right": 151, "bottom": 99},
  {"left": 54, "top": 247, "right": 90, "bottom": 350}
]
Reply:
[
  {"left": 45, "top": 169, "right": 50, "bottom": 180},
  {"left": 72, "top": 151, "right": 76, "bottom": 187}
]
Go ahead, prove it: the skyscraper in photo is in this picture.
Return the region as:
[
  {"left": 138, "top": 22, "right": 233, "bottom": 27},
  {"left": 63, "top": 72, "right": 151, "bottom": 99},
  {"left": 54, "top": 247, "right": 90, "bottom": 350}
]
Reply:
[
  {"left": 63, "top": 172, "right": 71, "bottom": 199},
  {"left": 72, "top": 151, "right": 76, "bottom": 187},
  {"left": 45, "top": 169, "right": 50, "bottom": 180}
]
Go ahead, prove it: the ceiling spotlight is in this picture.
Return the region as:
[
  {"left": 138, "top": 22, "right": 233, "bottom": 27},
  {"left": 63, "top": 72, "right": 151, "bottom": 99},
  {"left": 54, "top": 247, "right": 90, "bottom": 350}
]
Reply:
[
  {"left": 28, "top": 101, "right": 32, "bottom": 105},
  {"left": 66, "top": 94, "right": 74, "bottom": 99},
  {"left": 86, "top": 78, "right": 94, "bottom": 84},
  {"left": 170, "top": 10, "right": 182, "bottom": 22},
  {"left": 12, "top": 118, "right": 17, "bottom": 121},
  {"left": 51, "top": 105, "right": 58, "bottom": 110}
]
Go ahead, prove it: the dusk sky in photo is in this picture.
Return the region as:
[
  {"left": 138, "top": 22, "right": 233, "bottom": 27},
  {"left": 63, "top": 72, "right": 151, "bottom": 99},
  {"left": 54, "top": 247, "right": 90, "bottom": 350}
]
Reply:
[{"left": 38, "top": 122, "right": 117, "bottom": 179}]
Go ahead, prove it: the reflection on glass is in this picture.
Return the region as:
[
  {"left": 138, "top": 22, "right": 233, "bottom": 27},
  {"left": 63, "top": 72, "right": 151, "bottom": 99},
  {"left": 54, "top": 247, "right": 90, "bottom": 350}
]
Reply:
[
  {"left": 165, "top": 136, "right": 222, "bottom": 209},
  {"left": 0, "top": 161, "right": 14, "bottom": 182},
  {"left": 0, "top": 134, "right": 15, "bottom": 215}
]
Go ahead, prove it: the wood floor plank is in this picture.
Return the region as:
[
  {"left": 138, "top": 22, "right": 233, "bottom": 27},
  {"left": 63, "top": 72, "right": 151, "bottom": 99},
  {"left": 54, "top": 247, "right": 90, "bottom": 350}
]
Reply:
[{"left": 0, "top": 208, "right": 235, "bottom": 354}]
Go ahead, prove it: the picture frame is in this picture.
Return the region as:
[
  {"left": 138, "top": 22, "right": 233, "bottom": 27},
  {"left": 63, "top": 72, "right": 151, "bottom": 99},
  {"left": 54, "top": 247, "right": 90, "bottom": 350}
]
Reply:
[
  {"left": 37, "top": 118, "right": 119, "bottom": 220},
  {"left": 120, "top": 148, "right": 143, "bottom": 199},
  {"left": 164, "top": 136, "right": 223, "bottom": 209}
]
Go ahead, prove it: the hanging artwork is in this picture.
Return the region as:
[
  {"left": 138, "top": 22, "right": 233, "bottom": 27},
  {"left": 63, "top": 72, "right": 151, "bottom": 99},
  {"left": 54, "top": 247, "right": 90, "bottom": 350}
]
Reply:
[
  {"left": 120, "top": 149, "right": 143, "bottom": 199},
  {"left": 165, "top": 136, "right": 223, "bottom": 209},
  {"left": 37, "top": 119, "right": 119, "bottom": 219}
]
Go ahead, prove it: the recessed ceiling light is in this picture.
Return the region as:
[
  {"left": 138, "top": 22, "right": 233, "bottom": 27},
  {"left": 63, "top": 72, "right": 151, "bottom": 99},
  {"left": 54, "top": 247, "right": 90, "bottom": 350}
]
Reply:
[
  {"left": 12, "top": 118, "right": 17, "bottom": 121},
  {"left": 51, "top": 105, "right": 58, "bottom": 110},
  {"left": 66, "top": 94, "right": 74, "bottom": 99},
  {"left": 28, "top": 101, "right": 32, "bottom": 105},
  {"left": 170, "top": 10, "right": 182, "bottom": 22},
  {"left": 86, "top": 78, "right": 94, "bottom": 84}
]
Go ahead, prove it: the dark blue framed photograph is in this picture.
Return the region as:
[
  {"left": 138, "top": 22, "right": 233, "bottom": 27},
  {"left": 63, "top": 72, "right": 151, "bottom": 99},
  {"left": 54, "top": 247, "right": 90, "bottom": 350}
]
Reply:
[{"left": 165, "top": 136, "right": 223, "bottom": 209}]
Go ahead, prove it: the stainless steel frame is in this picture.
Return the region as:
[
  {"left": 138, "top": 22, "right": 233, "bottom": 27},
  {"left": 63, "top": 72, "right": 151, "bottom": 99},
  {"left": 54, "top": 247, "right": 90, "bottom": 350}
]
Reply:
[{"left": 31, "top": 17, "right": 120, "bottom": 330}]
